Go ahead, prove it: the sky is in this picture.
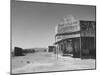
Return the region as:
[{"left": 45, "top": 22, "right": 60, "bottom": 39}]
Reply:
[{"left": 11, "top": 0, "right": 96, "bottom": 49}]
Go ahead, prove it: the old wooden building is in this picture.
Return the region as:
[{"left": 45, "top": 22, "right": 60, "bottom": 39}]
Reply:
[
  {"left": 48, "top": 46, "right": 56, "bottom": 52},
  {"left": 54, "top": 16, "right": 96, "bottom": 58},
  {"left": 14, "top": 47, "right": 24, "bottom": 56}
]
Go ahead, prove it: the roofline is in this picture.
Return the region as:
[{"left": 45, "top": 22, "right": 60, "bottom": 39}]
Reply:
[{"left": 55, "top": 31, "right": 80, "bottom": 36}]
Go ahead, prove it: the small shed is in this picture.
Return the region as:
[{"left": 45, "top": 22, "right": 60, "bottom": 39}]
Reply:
[
  {"left": 14, "top": 47, "right": 24, "bottom": 56},
  {"left": 48, "top": 46, "right": 56, "bottom": 52}
]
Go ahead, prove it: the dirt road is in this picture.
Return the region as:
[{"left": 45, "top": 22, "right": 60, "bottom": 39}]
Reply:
[{"left": 12, "top": 52, "right": 96, "bottom": 74}]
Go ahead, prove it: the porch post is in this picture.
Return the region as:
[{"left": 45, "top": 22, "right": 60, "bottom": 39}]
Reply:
[{"left": 80, "top": 37, "right": 82, "bottom": 58}]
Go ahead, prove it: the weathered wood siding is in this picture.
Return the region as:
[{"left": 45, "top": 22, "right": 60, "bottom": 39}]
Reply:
[
  {"left": 14, "top": 47, "right": 24, "bottom": 56},
  {"left": 81, "top": 37, "right": 96, "bottom": 58},
  {"left": 72, "top": 38, "right": 80, "bottom": 58}
]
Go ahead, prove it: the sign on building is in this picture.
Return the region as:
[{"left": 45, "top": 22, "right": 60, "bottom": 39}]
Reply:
[{"left": 56, "top": 15, "right": 80, "bottom": 34}]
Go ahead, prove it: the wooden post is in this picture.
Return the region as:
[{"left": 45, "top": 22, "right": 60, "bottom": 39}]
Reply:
[
  {"left": 80, "top": 37, "right": 82, "bottom": 58},
  {"left": 57, "top": 45, "right": 59, "bottom": 60},
  {"left": 55, "top": 36, "right": 58, "bottom": 60}
]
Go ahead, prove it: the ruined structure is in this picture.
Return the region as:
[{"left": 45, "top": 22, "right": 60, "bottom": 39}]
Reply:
[
  {"left": 14, "top": 47, "right": 24, "bottom": 56},
  {"left": 54, "top": 15, "right": 96, "bottom": 58}
]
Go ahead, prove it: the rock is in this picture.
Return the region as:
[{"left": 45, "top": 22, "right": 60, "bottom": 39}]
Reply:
[{"left": 27, "top": 61, "right": 30, "bottom": 64}]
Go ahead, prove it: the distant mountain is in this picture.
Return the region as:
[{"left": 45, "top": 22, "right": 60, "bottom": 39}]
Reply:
[{"left": 24, "top": 48, "right": 48, "bottom": 51}]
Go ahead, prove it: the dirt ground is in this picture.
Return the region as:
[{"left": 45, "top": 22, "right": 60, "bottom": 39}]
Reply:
[{"left": 11, "top": 52, "right": 96, "bottom": 74}]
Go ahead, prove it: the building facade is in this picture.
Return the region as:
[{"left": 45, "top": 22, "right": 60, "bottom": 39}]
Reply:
[
  {"left": 48, "top": 46, "right": 56, "bottom": 52},
  {"left": 54, "top": 16, "right": 96, "bottom": 58},
  {"left": 14, "top": 47, "right": 24, "bottom": 56}
]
